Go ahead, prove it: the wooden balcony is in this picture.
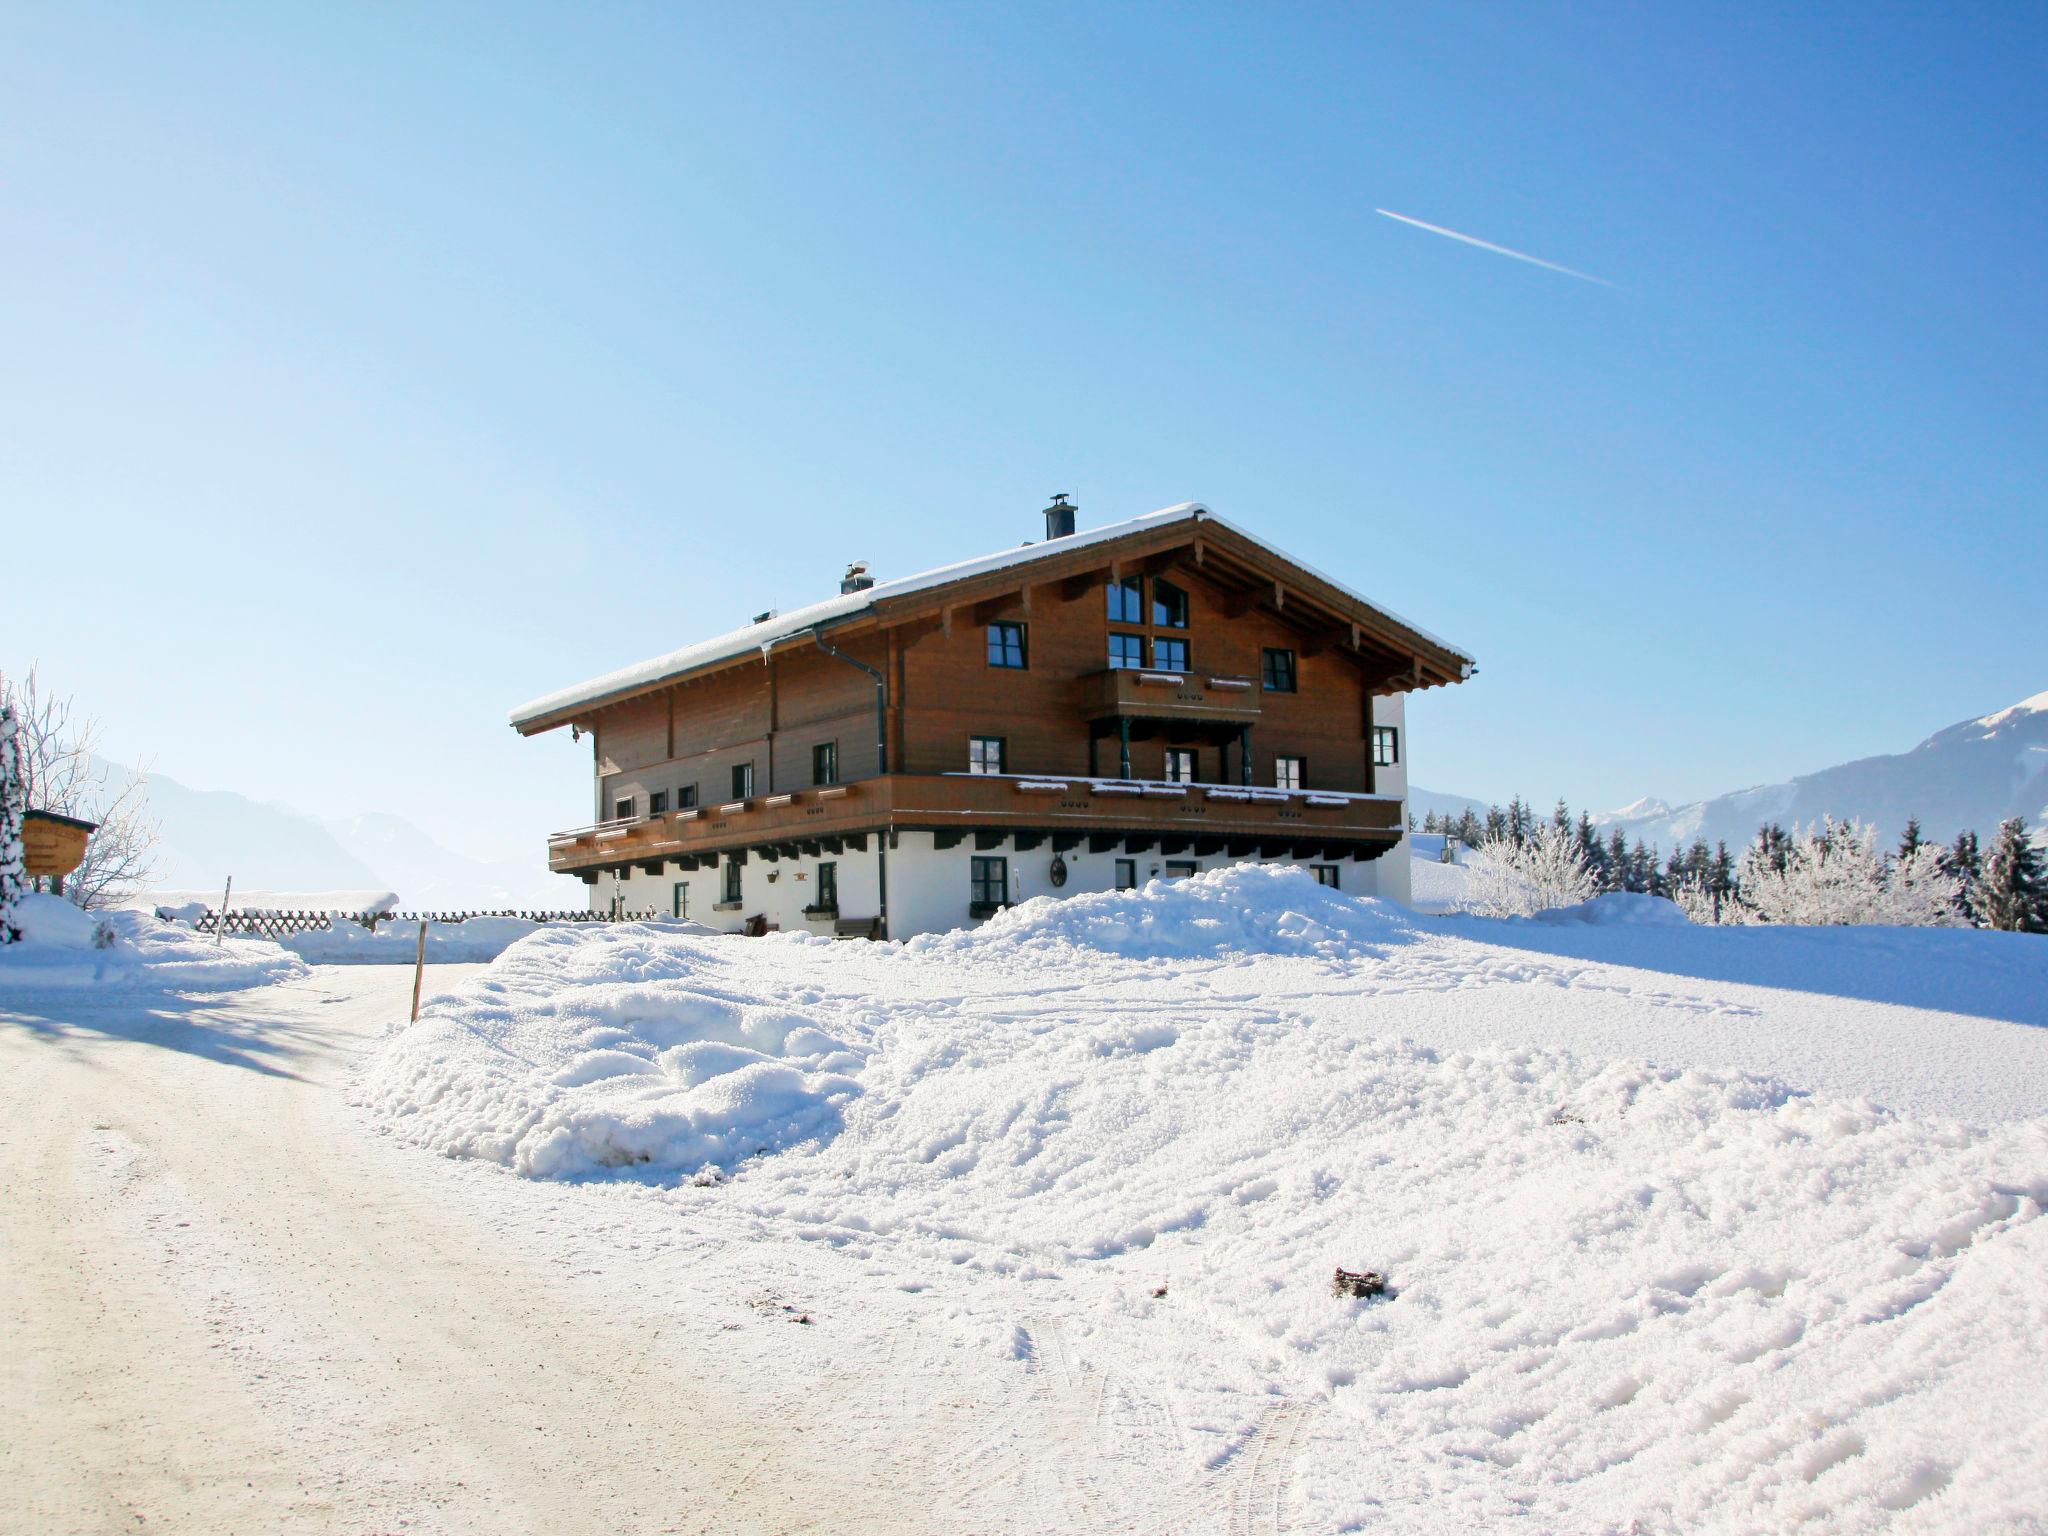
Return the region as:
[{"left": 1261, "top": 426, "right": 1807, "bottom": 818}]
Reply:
[
  {"left": 1080, "top": 668, "right": 1263, "bottom": 725},
  {"left": 545, "top": 773, "right": 1401, "bottom": 875}
]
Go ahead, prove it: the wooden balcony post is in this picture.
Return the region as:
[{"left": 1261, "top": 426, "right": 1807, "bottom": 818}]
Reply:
[
  {"left": 1118, "top": 716, "right": 1132, "bottom": 780},
  {"left": 1240, "top": 723, "right": 1253, "bottom": 786}
]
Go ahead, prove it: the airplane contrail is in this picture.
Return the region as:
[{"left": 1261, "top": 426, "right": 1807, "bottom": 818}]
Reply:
[{"left": 1374, "top": 208, "right": 1614, "bottom": 287}]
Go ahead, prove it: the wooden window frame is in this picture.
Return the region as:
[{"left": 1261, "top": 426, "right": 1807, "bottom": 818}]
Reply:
[
  {"left": 1311, "top": 864, "right": 1341, "bottom": 889},
  {"left": 720, "top": 859, "right": 743, "bottom": 906},
  {"left": 806, "top": 860, "right": 839, "bottom": 916},
  {"left": 731, "top": 762, "right": 754, "bottom": 799},
  {"left": 1152, "top": 636, "right": 1190, "bottom": 673},
  {"left": 1164, "top": 860, "right": 1198, "bottom": 879},
  {"left": 1261, "top": 648, "right": 1297, "bottom": 693},
  {"left": 648, "top": 789, "right": 668, "bottom": 815},
  {"left": 968, "top": 736, "right": 1007, "bottom": 775},
  {"left": 1114, "top": 858, "right": 1138, "bottom": 890},
  {"left": 986, "top": 621, "right": 1029, "bottom": 670},
  {"left": 677, "top": 784, "right": 699, "bottom": 809},
  {"left": 812, "top": 740, "right": 839, "bottom": 786},
  {"left": 1107, "top": 632, "right": 1145, "bottom": 670},
  {"left": 969, "top": 855, "right": 1009, "bottom": 916},
  {"left": 1274, "top": 755, "right": 1304, "bottom": 791},
  {"left": 1372, "top": 726, "right": 1400, "bottom": 767},
  {"left": 614, "top": 795, "right": 637, "bottom": 820},
  {"left": 1151, "top": 577, "right": 1189, "bottom": 630},
  {"left": 1106, "top": 574, "right": 1144, "bottom": 624},
  {"left": 1164, "top": 748, "right": 1197, "bottom": 785}
]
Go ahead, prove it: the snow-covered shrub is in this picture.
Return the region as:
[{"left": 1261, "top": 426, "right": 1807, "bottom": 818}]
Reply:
[
  {"left": 1724, "top": 818, "right": 1960, "bottom": 927},
  {"left": 0, "top": 702, "right": 23, "bottom": 945},
  {"left": 1458, "top": 823, "right": 1599, "bottom": 918}
]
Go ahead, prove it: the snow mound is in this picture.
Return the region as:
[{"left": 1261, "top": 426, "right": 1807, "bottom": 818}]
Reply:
[
  {"left": 0, "top": 894, "right": 307, "bottom": 993},
  {"left": 280, "top": 914, "right": 554, "bottom": 964},
  {"left": 909, "top": 863, "right": 1417, "bottom": 962},
  {"left": 359, "top": 923, "right": 865, "bottom": 1178},
  {"left": 1528, "top": 891, "right": 1692, "bottom": 927}
]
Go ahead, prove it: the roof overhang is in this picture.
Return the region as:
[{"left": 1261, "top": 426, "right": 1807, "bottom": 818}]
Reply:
[{"left": 510, "top": 504, "right": 1474, "bottom": 735}]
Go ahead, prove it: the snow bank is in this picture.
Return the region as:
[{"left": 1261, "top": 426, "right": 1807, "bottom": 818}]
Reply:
[
  {"left": 1528, "top": 890, "right": 1691, "bottom": 926},
  {"left": 360, "top": 866, "right": 2048, "bottom": 1529},
  {"left": 909, "top": 862, "right": 1417, "bottom": 962},
  {"left": 0, "top": 894, "right": 307, "bottom": 993},
  {"left": 280, "top": 914, "right": 548, "bottom": 964},
  {"left": 360, "top": 922, "right": 864, "bottom": 1178}
]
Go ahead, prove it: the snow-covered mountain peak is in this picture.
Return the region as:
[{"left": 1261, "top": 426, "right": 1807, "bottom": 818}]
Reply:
[
  {"left": 1974, "top": 687, "right": 2048, "bottom": 732},
  {"left": 1603, "top": 796, "right": 1673, "bottom": 822}
]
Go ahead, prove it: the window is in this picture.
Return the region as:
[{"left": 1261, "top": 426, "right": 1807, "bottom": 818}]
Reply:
[
  {"left": 1152, "top": 637, "right": 1189, "bottom": 672},
  {"left": 731, "top": 762, "right": 754, "bottom": 799},
  {"left": 987, "top": 621, "right": 1028, "bottom": 669},
  {"left": 648, "top": 789, "right": 668, "bottom": 815},
  {"left": 1262, "top": 648, "right": 1297, "bottom": 693},
  {"left": 1106, "top": 574, "right": 1143, "bottom": 624},
  {"left": 1151, "top": 577, "right": 1189, "bottom": 629},
  {"left": 721, "top": 859, "right": 742, "bottom": 905},
  {"left": 970, "top": 856, "right": 1008, "bottom": 912},
  {"left": 672, "top": 881, "right": 689, "bottom": 920},
  {"left": 1312, "top": 864, "right": 1342, "bottom": 889},
  {"left": 812, "top": 741, "right": 838, "bottom": 786},
  {"left": 815, "top": 861, "right": 838, "bottom": 911},
  {"left": 1108, "top": 632, "right": 1145, "bottom": 670},
  {"left": 1275, "top": 755, "right": 1304, "bottom": 790},
  {"left": 1115, "top": 858, "right": 1138, "bottom": 890},
  {"left": 1165, "top": 860, "right": 1198, "bottom": 879},
  {"left": 614, "top": 796, "right": 636, "bottom": 820},
  {"left": 969, "top": 736, "right": 1006, "bottom": 775},
  {"left": 677, "top": 784, "right": 698, "bottom": 809},
  {"left": 1373, "top": 726, "right": 1400, "bottom": 767},
  {"left": 1164, "top": 748, "right": 1197, "bottom": 784}
]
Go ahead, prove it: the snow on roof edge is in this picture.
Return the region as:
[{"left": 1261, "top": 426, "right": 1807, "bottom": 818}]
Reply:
[{"left": 509, "top": 503, "right": 1474, "bottom": 728}]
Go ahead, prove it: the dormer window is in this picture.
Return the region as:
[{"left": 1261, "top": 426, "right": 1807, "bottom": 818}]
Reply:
[{"left": 987, "top": 621, "right": 1028, "bottom": 669}]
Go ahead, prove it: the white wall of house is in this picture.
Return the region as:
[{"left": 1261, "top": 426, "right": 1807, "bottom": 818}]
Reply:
[{"left": 599, "top": 827, "right": 1408, "bottom": 935}]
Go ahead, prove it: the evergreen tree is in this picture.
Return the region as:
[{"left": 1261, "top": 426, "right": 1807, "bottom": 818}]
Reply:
[
  {"left": 1628, "top": 840, "right": 1655, "bottom": 894},
  {"left": 1484, "top": 804, "right": 1508, "bottom": 843},
  {"left": 1971, "top": 818, "right": 2048, "bottom": 933},
  {"left": 1663, "top": 846, "right": 1687, "bottom": 896},
  {"left": 1605, "top": 829, "right": 1630, "bottom": 892},
  {"left": 1506, "top": 796, "right": 1532, "bottom": 847},
  {"left": 1551, "top": 799, "right": 1573, "bottom": 838},
  {"left": 1897, "top": 817, "right": 1924, "bottom": 862},
  {"left": 1947, "top": 830, "right": 1982, "bottom": 924},
  {"left": 1456, "top": 808, "right": 1483, "bottom": 846},
  {"left": 1421, "top": 809, "right": 1440, "bottom": 834},
  {"left": 0, "top": 702, "right": 23, "bottom": 945}
]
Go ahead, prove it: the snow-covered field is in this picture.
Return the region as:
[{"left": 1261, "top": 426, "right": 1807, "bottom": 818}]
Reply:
[{"left": 354, "top": 865, "right": 2048, "bottom": 1533}]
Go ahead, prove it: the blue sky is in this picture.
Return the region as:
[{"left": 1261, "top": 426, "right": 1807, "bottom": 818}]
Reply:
[{"left": 5, "top": 3, "right": 2043, "bottom": 861}]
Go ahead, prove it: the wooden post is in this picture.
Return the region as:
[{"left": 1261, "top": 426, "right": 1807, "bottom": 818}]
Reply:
[
  {"left": 409, "top": 920, "right": 428, "bottom": 1022},
  {"left": 215, "top": 874, "right": 233, "bottom": 947}
]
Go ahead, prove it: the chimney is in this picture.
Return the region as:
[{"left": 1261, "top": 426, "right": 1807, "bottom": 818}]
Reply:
[
  {"left": 840, "top": 560, "right": 875, "bottom": 595},
  {"left": 1043, "top": 493, "right": 1076, "bottom": 541}
]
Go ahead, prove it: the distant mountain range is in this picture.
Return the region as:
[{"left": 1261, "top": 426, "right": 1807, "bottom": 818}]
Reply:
[
  {"left": 94, "top": 758, "right": 583, "bottom": 909},
  {"left": 1418, "top": 688, "right": 2048, "bottom": 854}
]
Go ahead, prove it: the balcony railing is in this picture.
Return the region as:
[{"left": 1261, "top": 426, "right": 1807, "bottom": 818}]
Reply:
[
  {"left": 545, "top": 773, "right": 1400, "bottom": 873},
  {"left": 1080, "top": 668, "right": 1264, "bottom": 723}
]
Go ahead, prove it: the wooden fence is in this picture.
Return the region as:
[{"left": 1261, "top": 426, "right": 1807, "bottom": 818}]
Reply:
[{"left": 178, "top": 908, "right": 662, "bottom": 939}]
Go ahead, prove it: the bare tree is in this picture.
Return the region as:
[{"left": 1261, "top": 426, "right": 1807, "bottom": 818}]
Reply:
[
  {"left": 0, "top": 665, "right": 161, "bottom": 909},
  {"left": 1458, "top": 822, "right": 1599, "bottom": 917},
  {"left": 0, "top": 701, "right": 24, "bottom": 943}
]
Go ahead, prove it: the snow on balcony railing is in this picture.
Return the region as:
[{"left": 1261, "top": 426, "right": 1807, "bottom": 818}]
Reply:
[
  {"left": 1205, "top": 676, "right": 1255, "bottom": 690},
  {"left": 936, "top": 771, "right": 1403, "bottom": 804},
  {"left": 764, "top": 793, "right": 794, "bottom": 808},
  {"left": 1015, "top": 780, "right": 1070, "bottom": 793},
  {"left": 1135, "top": 671, "right": 1185, "bottom": 686}
]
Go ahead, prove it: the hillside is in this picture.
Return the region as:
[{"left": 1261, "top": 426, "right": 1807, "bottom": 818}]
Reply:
[
  {"left": 1594, "top": 689, "right": 2048, "bottom": 852},
  {"left": 93, "top": 758, "right": 582, "bottom": 908}
]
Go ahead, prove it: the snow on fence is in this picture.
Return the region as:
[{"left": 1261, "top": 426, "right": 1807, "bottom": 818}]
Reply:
[{"left": 179, "top": 907, "right": 660, "bottom": 939}]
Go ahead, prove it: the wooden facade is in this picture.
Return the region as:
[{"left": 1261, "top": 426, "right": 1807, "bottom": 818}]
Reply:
[{"left": 516, "top": 506, "right": 1471, "bottom": 924}]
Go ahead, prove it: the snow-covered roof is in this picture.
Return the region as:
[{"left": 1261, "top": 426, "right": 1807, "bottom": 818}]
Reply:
[{"left": 510, "top": 503, "right": 1474, "bottom": 730}]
